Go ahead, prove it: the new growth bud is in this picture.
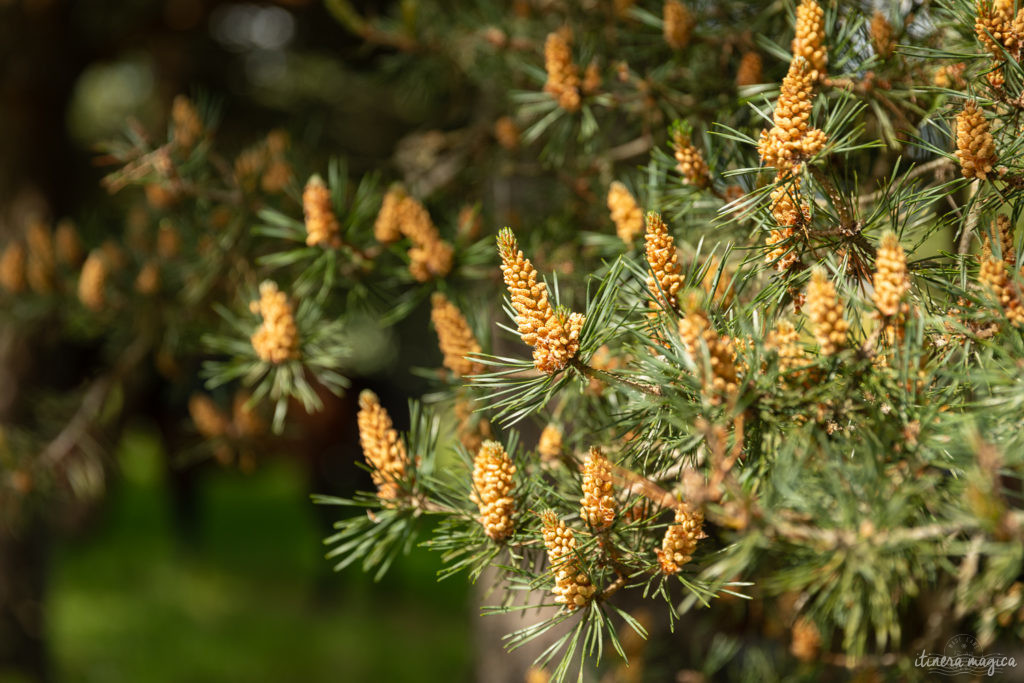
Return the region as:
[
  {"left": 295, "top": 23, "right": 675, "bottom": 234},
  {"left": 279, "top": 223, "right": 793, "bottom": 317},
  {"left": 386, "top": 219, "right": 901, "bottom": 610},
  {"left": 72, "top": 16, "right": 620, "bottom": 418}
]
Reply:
[
  {"left": 607, "top": 181, "right": 644, "bottom": 245},
  {"left": 656, "top": 504, "right": 704, "bottom": 574},
  {"left": 671, "top": 124, "right": 710, "bottom": 189},
  {"left": 78, "top": 250, "right": 108, "bottom": 312},
  {"left": 249, "top": 281, "right": 300, "bottom": 363},
  {"left": 805, "top": 268, "right": 848, "bottom": 355},
  {"left": 538, "top": 424, "right": 563, "bottom": 463},
  {"left": 736, "top": 51, "right": 763, "bottom": 87},
  {"left": 871, "top": 232, "right": 910, "bottom": 318},
  {"left": 580, "top": 447, "right": 616, "bottom": 531},
  {"left": 757, "top": 57, "right": 827, "bottom": 174},
  {"left": 980, "top": 238, "right": 1024, "bottom": 325},
  {"left": 374, "top": 186, "right": 406, "bottom": 244},
  {"left": 430, "top": 292, "right": 484, "bottom": 377},
  {"left": 189, "top": 394, "right": 231, "bottom": 439},
  {"left": 766, "top": 319, "right": 808, "bottom": 376},
  {"left": 497, "top": 228, "right": 584, "bottom": 374},
  {"left": 678, "top": 296, "right": 739, "bottom": 400},
  {"left": 0, "top": 243, "right": 26, "bottom": 294},
  {"left": 357, "top": 390, "right": 409, "bottom": 501},
  {"left": 398, "top": 196, "right": 454, "bottom": 282},
  {"left": 792, "top": 0, "right": 827, "bottom": 81},
  {"left": 171, "top": 95, "right": 203, "bottom": 151},
  {"left": 470, "top": 441, "right": 517, "bottom": 542},
  {"left": 644, "top": 212, "right": 683, "bottom": 309},
  {"left": 663, "top": 1, "right": 694, "bottom": 50},
  {"left": 543, "top": 32, "right": 582, "bottom": 112},
  {"left": 540, "top": 511, "right": 596, "bottom": 611},
  {"left": 303, "top": 175, "right": 342, "bottom": 248},
  {"left": 955, "top": 101, "right": 997, "bottom": 180}
]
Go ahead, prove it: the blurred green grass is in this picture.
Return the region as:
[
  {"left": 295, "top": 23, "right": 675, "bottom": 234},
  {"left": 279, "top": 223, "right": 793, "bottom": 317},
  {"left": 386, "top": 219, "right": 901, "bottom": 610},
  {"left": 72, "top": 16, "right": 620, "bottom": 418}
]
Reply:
[{"left": 50, "top": 427, "right": 472, "bottom": 683}]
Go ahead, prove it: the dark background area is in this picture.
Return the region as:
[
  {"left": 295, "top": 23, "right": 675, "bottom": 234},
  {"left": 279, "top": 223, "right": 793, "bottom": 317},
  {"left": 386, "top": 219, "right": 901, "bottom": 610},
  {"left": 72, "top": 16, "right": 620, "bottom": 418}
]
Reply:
[
  {"left": 1, "top": 1, "right": 475, "bottom": 680},
  {"left": 0, "top": 0, "right": 476, "bottom": 222}
]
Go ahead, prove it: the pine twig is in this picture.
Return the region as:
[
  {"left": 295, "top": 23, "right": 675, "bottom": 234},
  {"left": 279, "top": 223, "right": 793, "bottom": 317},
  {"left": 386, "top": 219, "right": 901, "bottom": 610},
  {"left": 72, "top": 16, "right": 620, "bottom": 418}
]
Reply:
[
  {"left": 39, "top": 334, "right": 152, "bottom": 467},
  {"left": 958, "top": 180, "right": 981, "bottom": 254},
  {"left": 569, "top": 358, "right": 663, "bottom": 397},
  {"left": 597, "top": 573, "right": 627, "bottom": 601},
  {"left": 855, "top": 158, "right": 954, "bottom": 207}
]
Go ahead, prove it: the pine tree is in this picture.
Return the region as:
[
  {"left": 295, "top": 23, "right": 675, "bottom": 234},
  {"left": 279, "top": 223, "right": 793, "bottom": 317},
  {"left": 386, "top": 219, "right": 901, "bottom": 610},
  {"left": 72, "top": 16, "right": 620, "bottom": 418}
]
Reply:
[{"left": 4, "top": 1, "right": 1024, "bottom": 681}]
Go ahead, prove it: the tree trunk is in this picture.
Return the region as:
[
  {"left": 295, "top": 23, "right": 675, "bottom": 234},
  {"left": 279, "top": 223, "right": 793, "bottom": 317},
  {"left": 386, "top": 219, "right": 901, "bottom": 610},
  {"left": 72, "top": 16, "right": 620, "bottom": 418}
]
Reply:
[
  {"left": 0, "top": 4, "right": 82, "bottom": 679},
  {"left": 0, "top": 516, "right": 49, "bottom": 682}
]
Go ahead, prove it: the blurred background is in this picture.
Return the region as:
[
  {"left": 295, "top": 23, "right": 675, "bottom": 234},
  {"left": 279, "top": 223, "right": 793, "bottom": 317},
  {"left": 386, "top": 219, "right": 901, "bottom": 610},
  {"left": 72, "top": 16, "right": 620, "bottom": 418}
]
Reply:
[
  {"left": 49, "top": 429, "right": 471, "bottom": 683},
  {"left": 0, "top": 0, "right": 476, "bottom": 680}
]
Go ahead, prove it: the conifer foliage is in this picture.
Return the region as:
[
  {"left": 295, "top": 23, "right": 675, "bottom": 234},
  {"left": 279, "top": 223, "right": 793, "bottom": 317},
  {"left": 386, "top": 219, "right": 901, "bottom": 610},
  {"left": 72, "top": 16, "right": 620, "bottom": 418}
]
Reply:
[{"left": 5, "top": 0, "right": 1024, "bottom": 680}]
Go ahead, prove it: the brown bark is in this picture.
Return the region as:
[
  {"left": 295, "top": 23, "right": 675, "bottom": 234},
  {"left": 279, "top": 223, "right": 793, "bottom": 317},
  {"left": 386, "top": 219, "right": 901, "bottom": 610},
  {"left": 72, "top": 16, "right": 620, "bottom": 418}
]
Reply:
[
  {"left": 0, "top": 5, "right": 81, "bottom": 678},
  {"left": 473, "top": 565, "right": 565, "bottom": 683},
  {"left": 0, "top": 516, "right": 49, "bottom": 682}
]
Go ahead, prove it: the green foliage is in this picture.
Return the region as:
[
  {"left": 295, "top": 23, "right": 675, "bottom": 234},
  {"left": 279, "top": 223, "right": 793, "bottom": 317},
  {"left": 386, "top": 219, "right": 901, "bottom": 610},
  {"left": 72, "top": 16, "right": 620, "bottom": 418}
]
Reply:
[{"left": 7, "top": 0, "right": 1024, "bottom": 681}]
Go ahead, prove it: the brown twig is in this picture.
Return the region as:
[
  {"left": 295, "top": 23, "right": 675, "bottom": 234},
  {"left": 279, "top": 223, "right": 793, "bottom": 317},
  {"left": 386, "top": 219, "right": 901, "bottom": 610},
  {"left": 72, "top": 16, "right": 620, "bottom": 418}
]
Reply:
[
  {"left": 958, "top": 180, "right": 981, "bottom": 254},
  {"left": 409, "top": 493, "right": 455, "bottom": 515},
  {"left": 100, "top": 143, "right": 174, "bottom": 194},
  {"left": 323, "top": 0, "right": 420, "bottom": 52},
  {"left": 856, "top": 158, "right": 955, "bottom": 208},
  {"left": 176, "top": 179, "right": 243, "bottom": 206},
  {"left": 39, "top": 334, "right": 152, "bottom": 468},
  {"left": 598, "top": 573, "right": 627, "bottom": 602},
  {"left": 610, "top": 463, "right": 681, "bottom": 511},
  {"left": 767, "top": 512, "right": 972, "bottom": 551},
  {"left": 808, "top": 165, "right": 854, "bottom": 230},
  {"left": 606, "top": 136, "right": 653, "bottom": 162},
  {"left": 569, "top": 357, "right": 663, "bottom": 397}
]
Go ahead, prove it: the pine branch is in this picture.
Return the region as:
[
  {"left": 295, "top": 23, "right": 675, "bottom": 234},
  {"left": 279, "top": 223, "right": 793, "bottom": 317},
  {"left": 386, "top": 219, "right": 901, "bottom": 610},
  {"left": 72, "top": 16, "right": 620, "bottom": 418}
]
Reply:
[
  {"left": 568, "top": 357, "right": 663, "bottom": 397},
  {"left": 39, "top": 333, "right": 152, "bottom": 468}
]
